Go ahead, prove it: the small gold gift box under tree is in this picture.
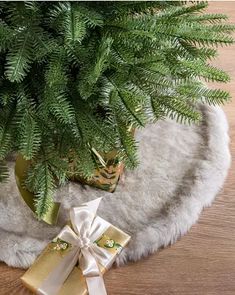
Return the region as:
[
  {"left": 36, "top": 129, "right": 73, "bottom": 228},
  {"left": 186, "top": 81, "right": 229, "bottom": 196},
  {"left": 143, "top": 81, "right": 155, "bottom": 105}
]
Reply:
[{"left": 68, "top": 149, "right": 124, "bottom": 193}]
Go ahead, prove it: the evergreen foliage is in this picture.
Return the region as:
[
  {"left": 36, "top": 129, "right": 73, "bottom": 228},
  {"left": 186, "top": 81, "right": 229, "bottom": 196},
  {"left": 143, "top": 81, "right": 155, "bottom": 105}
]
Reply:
[{"left": 0, "top": 1, "right": 234, "bottom": 218}]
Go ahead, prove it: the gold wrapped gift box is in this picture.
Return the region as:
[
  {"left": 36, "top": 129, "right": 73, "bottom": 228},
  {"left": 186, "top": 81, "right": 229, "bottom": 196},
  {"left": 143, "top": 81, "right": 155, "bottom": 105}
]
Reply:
[
  {"left": 69, "top": 150, "right": 124, "bottom": 193},
  {"left": 21, "top": 225, "right": 130, "bottom": 294}
]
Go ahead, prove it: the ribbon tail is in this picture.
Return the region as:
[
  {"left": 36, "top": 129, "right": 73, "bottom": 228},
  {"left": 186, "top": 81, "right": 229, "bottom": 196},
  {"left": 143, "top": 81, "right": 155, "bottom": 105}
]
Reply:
[
  {"left": 86, "top": 276, "right": 107, "bottom": 295},
  {"left": 80, "top": 247, "right": 108, "bottom": 295}
]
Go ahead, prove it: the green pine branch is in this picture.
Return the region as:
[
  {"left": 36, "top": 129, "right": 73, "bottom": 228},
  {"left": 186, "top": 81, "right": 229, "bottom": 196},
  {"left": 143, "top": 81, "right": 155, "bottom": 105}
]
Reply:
[
  {"left": 0, "top": 21, "right": 14, "bottom": 52},
  {"left": 5, "top": 30, "right": 33, "bottom": 82},
  {"left": 154, "top": 95, "right": 202, "bottom": 124},
  {"left": 34, "top": 161, "right": 55, "bottom": 218},
  {"left": 18, "top": 112, "right": 41, "bottom": 160},
  {"left": 0, "top": 103, "right": 16, "bottom": 159},
  {"left": 0, "top": 161, "right": 9, "bottom": 182},
  {"left": 0, "top": 1, "right": 233, "bottom": 218},
  {"left": 78, "top": 36, "right": 113, "bottom": 99}
]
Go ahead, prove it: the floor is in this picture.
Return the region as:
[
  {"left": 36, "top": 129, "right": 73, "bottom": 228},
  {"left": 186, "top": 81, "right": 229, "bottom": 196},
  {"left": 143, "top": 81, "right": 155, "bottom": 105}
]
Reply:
[{"left": 0, "top": 2, "right": 235, "bottom": 295}]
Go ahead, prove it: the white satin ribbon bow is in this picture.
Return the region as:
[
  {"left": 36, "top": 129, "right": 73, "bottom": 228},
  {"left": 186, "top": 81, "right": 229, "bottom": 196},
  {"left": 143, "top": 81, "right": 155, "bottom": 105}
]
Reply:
[{"left": 37, "top": 198, "right": 112, "bottom": 295}]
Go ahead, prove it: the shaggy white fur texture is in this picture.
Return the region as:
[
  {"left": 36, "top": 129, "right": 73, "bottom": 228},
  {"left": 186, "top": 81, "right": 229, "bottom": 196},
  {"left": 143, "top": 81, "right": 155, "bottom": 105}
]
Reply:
[{"left": 0, "top": 105, "right": 231, "bottom": 269}]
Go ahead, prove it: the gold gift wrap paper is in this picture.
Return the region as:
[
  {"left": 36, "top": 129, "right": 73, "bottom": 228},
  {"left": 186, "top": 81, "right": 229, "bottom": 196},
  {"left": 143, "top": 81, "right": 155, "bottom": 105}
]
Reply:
[{"left": 21, "top": 225, "right": 130, "bottom": 295}]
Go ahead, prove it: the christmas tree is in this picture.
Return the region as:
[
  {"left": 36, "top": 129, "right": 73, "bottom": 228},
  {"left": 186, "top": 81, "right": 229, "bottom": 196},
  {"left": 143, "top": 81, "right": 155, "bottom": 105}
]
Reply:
[{"left": 0, "top": 1, "right": 234, "bottom": 218}]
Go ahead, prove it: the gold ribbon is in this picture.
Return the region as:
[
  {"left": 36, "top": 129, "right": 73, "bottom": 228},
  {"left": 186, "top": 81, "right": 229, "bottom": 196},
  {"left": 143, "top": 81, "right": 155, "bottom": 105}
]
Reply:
[
  {"left": 15, "top": 154, "right": 60, "bottom": 225},
  {"left": 36, "top": 198, "right": 112, "bottom": 295}
]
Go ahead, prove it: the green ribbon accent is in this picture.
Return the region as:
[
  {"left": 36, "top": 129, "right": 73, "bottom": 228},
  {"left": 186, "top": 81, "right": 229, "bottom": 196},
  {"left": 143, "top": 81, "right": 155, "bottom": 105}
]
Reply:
[{"left": 15, "top": 154, "right": 60, "bottom": 225}]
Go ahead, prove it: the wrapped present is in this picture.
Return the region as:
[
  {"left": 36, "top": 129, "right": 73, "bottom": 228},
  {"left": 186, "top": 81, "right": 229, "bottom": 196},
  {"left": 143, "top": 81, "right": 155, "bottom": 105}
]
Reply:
[
  {"left": 21, "top": 198, "right": 130, "bottom": 295},
  {"left": 69, "top": 150, "right": 124, "bottom": 193}
]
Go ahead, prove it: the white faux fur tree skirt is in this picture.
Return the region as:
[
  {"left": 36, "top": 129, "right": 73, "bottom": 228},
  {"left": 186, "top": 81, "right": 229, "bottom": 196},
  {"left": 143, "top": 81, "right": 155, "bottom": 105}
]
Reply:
[{"left": 0, "top": 105, "right": 231, "bottom": 269}]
